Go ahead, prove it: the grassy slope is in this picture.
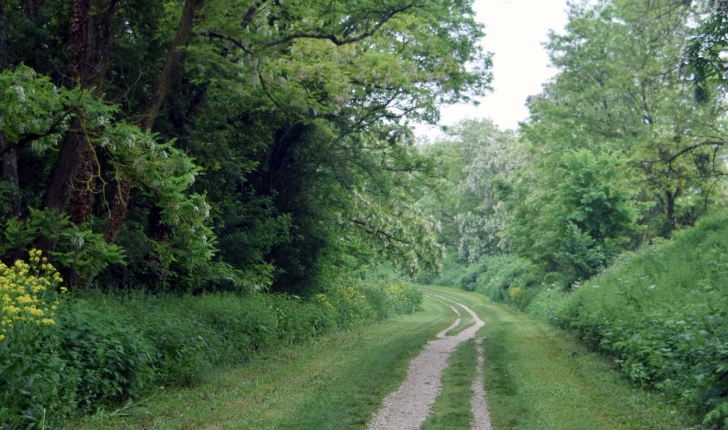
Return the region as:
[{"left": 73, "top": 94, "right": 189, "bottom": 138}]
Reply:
[
  {"left": 421, "top": 285, "right": 701, "bottom": 430},
  {"left": 549, "top": 211, "right": 728, "bottom": 423},
  {"left": 67, "top": 299, "right": 456, "bottom": 430}
]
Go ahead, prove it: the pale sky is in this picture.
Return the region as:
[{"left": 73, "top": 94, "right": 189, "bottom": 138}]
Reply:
[{"left": 415, "top": 0, "right": 570, "bottom": 137}]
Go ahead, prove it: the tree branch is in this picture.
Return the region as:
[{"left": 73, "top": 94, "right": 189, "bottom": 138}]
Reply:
[
  {"left": 0, "top": 110, "right": 73, "bottom": 157},
  {"left": 265, "top": 2, "right": 417, "bottom": 48}
]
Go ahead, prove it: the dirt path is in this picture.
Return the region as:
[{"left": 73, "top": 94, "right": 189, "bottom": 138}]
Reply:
[
  {"left": 470, "top": 337, "right": 492, "bottom": 430},
  {"left": 367, "top": 295, "right": 491, "bottom": 430}
]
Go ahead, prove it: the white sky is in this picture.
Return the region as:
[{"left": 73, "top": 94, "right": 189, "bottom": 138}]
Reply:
[{"left": 414, "top": 0, "right": 570, "bottom": 138}]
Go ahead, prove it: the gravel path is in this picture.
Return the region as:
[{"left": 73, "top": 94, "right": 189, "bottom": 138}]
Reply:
[
  {"left": 470, "top": 337, "right": 493, "bottom": 430},
  {"left": 367, "top": 295, "right": 489, "bottom": 430}
]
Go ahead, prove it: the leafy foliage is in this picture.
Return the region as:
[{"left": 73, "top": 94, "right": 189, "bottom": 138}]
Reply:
[
  {"left": 556, "top": 210, "right": 728, "bottom": 424},
  {"left": 0, "top": 254, "right": 422, "bottom": 426}
]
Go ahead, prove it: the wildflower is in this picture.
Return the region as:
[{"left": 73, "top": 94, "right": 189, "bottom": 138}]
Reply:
[
  {"left": 14, "top": 86, "right": 26, "bottom": 102},
  {"left": 0, "top": 249, "right": 60, "bottom": 332}
]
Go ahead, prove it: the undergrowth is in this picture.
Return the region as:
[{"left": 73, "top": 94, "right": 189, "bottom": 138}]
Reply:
[
  {"left": 425, "top": 210, "right": 728, "bottom": 427},
  {"left": 0, "top": 258, "right": 422, "bottom": 428}
]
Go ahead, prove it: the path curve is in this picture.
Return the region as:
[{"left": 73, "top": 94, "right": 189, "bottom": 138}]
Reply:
[{"left": 367, "top": 295, "right": 489, "bottom": 430}]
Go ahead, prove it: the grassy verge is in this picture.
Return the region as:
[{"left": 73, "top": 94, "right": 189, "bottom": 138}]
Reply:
[
  {"left": 419, "top": 285, "right": 702, "bottom": 430},
  {"left": 421, "top": 339, "right": 478, "bottom": 429},
  {"left": 67, "top": 298, "right": 456, "bottom": 430}
]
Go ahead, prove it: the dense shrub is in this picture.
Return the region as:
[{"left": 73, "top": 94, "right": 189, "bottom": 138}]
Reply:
[
  {"left": 556, "top": 212, "right": 728, "bottom": 426},
  {"left": 460, "top": 271, "right": 479, "bottom": 291},
  {"left": 474, "top": 254, "right": 539, "bottom": 307},
  {"left": 54, "top": 301, "right": 156, "bottom": 413},
  {"left": 0, "top": 256, "right": 423, "bottom": 427},
  {"left": 419, "top": 250, "right": 467, "bottom": 287}
]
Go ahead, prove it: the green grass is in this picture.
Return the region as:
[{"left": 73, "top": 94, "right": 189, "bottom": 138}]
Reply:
[
  {"left": 68, "top": 284, "right": 703, "bottom": 429},
  {"left": 430, "top": 294, "right": 475, "bottom": 336},
  {"left": 66, "top": 298, "right": 457, "bottom": 430},
  {"left": 421, "top": 339, "right": 478, "bottom": 429},
  {"left": 419, "top": 285, "right": 702, "bottom": 430},
  {"left": 445, "top": 301, "right": 475, "bottom": 336}
]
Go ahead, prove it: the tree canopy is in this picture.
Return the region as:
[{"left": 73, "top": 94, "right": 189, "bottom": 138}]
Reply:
[{"left": 0, "top": 0, "right": 490, "bottom": 294}]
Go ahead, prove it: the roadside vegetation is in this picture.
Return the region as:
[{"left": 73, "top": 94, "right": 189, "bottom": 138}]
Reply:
[
  {"left": 1, "top": 257, "right": 421, "bottom": 428},
  {"left": 68, "top": 297, "right": 455, "bottom": 430},
  {"left": 68, "top": 286, "right": 701, "bottom": 429},
  {"left": 421, "top": 285, "right": 701, "bottom": 430},
  {"left": 414, "top": 1, "right": 728, "bottom": 426}
]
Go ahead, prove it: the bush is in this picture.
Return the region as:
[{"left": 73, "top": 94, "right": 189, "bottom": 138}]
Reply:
[
  {"left": 1, "top": 256, "right": 424, "bottom": 427},
  {"left": 556, "top": 211, "right": 728, "bottom": 424},
  {"left": 54, "top": 300, "right": 156, "bottom": 413},
  {"left": 460, "top": 270, "right": 479, "bottom": 291},
  {"left": 419, "top": 250, "right": 466, "bottom": 287},
  {"left": 475, "top": 254, "right": 539, "bottom": 306}
]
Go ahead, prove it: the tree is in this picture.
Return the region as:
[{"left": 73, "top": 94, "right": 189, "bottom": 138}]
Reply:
[
  {"left": 0, "top": 0, "right": 492, "bottom": 293},
  {"left": 522, "top": 0, "right": 727, "bottom": 238}
]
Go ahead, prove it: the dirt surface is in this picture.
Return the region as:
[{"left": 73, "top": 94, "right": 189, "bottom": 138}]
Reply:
[
  {"left": 470, "top": 337, "right": 492, "bottom": 430},
  {"left": 367, "top": 296, "right": 490, "bottom": 430}
]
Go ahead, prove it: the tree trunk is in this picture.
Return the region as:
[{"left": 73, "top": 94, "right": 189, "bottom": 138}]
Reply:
[
  {"left": 43, "top": 117, "right": 87, "bottom": 216},
  {"left": 25, "top": 0, "right": 39, "bottom": 21},
  {"left": 69, "top": 142, "right": 96, "bottom": 224},
  {"left": 664, "top": 186, "right": 682, "bottom": 236},
  {"left": 0, "top": 0, "right": 21, "bottom": 218},
  {"left": 103, "top": 178, "right": 130, "bottom": 243},
  {"left": 104, "top": 0, "right": 203, "bottom": 245},
  {"left": 139, "top": 0, "right": 203, "bottom": 131},
  {"left": 1, "top": 144, "right": 21, "bottom": 217},
  {"left": 42, "top": 0, "right": 119, "bottom": 220}
]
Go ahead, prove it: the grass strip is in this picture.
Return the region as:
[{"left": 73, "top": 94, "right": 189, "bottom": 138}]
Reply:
[
  {"left": 67, "top": 298, "right": 457, "bottom": 430},
  {"left": 426, "top": 292, "right": 476, "bottom": 336},
  {"left": 446, "top": 302, "right": 475, "bottom": 336},
  {"left": 419, "top": 284, "right": 702, "bottom": 430},
  {"left": 421, "top": 338, "right": 478, "bottom": 429}
]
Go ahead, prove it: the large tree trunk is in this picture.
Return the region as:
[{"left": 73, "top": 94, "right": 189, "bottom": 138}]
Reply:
[
  {"left": 43, "top": 117, "right": 88, "bottom": 216},
  {"left": 139, "top": 0, "right": 203, "bottom": 131},
  {"left": 104, "top": 0, "right": 203, "bottom": 245},
  {"left": 42, "top": 0, "right": 119, "bottom": 221}
]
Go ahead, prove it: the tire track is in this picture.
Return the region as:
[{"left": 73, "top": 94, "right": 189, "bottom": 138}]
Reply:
[{"left": 367, "top": 295, "right": 490, "bottom": 430}]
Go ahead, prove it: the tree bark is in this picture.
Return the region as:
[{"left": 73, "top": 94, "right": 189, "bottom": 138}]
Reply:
[
  {"left": 664, "top": 186, "right": 682, "bottom": 235},
  {"left": 103, "top": 177, "right": 130, "bottom": 243},
  {"left": 69, "top": 142, "right": 96, "bottom": 224},
  {"left": 43, "top": 0, "right": 119, "bottom": 221},
  {"left": 139, "top": 0, "right": 203, "bottom": 131},
  {"left": 1, "top": 144, "right": 21, "bottom": 217}
]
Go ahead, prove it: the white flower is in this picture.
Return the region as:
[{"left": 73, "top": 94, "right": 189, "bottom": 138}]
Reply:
[
  {"left": 71, "top": 233, "right": 84, "bottom": 249},
  {"left": 14, "top": 86, "right": 26, "bottom": 102}
]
